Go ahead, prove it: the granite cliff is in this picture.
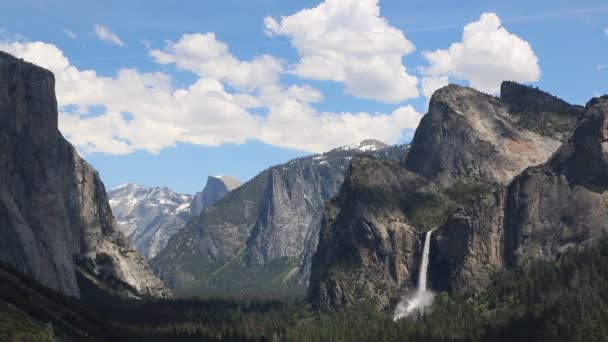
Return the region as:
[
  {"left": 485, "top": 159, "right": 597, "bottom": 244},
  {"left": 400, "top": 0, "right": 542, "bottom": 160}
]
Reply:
[{"left": 0, "top": 52, "right": 169, "bottom": 298}]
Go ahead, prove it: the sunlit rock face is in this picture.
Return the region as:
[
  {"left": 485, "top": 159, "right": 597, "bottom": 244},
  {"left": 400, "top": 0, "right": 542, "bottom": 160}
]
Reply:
[
  {"left": 406, "top": 84, "right": 565, "bottom": 187},
  {"left": 190, "top": 175, "right": 242, "bottom": 216},
  {"left": 109, "top": 184, "right": 193, "bottom": 260},
  {"left": 0, "top": 51, "right": 169, "bottom": 298}
]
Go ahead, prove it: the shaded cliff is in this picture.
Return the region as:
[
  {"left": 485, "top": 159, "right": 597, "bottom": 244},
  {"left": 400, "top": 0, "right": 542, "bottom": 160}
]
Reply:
[
  {"left": 308, "top": 156, "right": 444, "bottom": 311},
  {"left": 0, "top": 52, "right": 168, "bottom": 298},
  {"left": 505, "top": 95, "right": 608, "bottom": 266}
]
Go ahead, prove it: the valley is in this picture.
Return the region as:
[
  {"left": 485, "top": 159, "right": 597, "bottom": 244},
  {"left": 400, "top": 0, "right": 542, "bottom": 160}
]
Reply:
[{"left": 1, "top": 14, "right": 608, "bottom": 340}]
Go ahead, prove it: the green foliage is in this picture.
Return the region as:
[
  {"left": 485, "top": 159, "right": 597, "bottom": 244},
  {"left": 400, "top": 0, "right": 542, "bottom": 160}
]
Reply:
[
  {"left": 5, "top": 238, "right": 608, "bottom": 341},
  {"left": 0, "top": 302, "right": 55, "bottom": 342},
  {"left": 443, "top": 180, "right": 498, "bottom": 204}
]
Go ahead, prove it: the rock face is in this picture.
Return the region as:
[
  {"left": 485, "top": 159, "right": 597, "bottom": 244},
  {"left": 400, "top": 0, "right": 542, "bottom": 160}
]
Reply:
[
  {"left": 190, "top": 175, "right": 241, "bottom": 216},
  {"left": 308, "top": 156, "right": 442, "bottom": 311},
  {"left": 151, "top": 141, "right": 406, "bottom": 296},
  {"left": 405, "top": 85, "right": 566, "bottom": 186},
  {"left": 108, "top": 184, "right": 193, "bottom": 259},
  {"left": 0, "top": 52, "right": 169, "bottom": 298},
  {"left": 505, "top": 95, "right": 608, "bottom": 267},
  {"left": 431, "top": 96, "right": 608, "bottom": 295},
  {"left": 309, "top": 82, "right": 586, "bottom": 310},
  {"left": 430, "top": 190, "right": 506, "bottom": 295},
  {"left": 500, "top": 81, "right": 584, "bottom": 141}
]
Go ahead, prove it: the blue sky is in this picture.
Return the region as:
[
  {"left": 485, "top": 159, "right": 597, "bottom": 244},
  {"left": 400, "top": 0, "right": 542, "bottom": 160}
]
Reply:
[{"left": 1, "top": 0, "right": 607, "bottom": 194}]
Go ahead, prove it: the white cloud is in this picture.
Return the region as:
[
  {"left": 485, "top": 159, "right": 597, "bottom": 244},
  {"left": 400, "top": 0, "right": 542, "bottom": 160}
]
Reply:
[
  {"left": 150, "top": 33, "right": 283, "bottom": 91},
  {"left": 94, "top": 24, "right": 125, "bottom": 47},
  {"left": 421, "top": 76, "right": 449, "bottom": 99},
  {"left": 597, "top": 64, "right": 606, "bottom": 71},
  {"left": 421, "top": 12, "right": 540, "bottom": 94},
  {"left": 264, "top": 0, "right": 419, "bottom": 103},
  {"left": 1, "top": 39, "right": 422, "bottom": 155},
  {"left": 63, "top": 29, "right": 77, "bottom": 39}
]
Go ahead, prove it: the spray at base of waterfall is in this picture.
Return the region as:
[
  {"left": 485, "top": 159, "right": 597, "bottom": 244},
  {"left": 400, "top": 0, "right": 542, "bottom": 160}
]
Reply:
[{"left": 393, "top": 289, "right": 435, "bottom": 321}]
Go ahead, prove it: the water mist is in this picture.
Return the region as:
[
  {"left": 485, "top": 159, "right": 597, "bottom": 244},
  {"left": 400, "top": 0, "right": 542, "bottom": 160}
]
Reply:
[{"left": 393, "top": 230, "right": 435, "bottom": 321}]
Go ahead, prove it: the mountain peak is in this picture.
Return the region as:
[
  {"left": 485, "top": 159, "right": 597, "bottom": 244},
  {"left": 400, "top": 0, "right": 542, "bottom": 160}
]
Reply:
[
  {"left": 190, "top": 175, "right": 242, "bottom": 216},
  {"left": 207, "top": 175, "right": 241, "bottom": 190},
  {"left": 340, "top": 139, "right": 388, "bottom": 152}
]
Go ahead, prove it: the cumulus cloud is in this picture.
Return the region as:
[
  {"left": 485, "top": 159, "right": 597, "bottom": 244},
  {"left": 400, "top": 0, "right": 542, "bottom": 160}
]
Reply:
[
  {"left": 264, "top": 0, "right": 419, "bottom": 103},
  {"left": 0, "top": 39, "right": 421, "bottom": 154},
  {"left": 95, "top": 24, "right": 125, "bottom": 47},
  {"left": 421, "top": 12, "right": 540, "bottom": 94},
  {"left": 150, "top": 33, "right": 283, "bottom": 91}
]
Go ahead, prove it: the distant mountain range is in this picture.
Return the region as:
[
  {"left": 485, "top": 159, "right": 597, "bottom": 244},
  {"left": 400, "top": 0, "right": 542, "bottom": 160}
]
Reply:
[{"left": 108, "top": 176, "right": 242, "bottom": 260}]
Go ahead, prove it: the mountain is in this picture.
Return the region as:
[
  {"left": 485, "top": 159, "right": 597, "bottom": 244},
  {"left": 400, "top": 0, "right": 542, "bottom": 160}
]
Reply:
[
  {"left": 151, "top": 140, "right": 407, "bottom": 297},
  {"left": 405, "top": 84, "right": 563, "bottom": 186},
  {"left": 432, "top": 95, "right": 608, "bottom": 295},
  {"left": 308, "top": 82, "right": 585, "bottom": 311},
  {"left": 0, "top": 52, "right": 169, "bottom": 298},
  {"left": 190, "top": 175, "right": 242, "bottom": 216},
  {"left": 108, "top": 184, "right": 193, "bottom": 259}
]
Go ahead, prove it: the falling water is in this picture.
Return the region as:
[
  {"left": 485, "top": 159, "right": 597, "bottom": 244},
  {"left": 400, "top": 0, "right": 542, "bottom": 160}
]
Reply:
[
  {"left": 418, "top": 230, "right": 432, "bottom": 292},
  {"left": 393, "top": 230, "right": 434, "bottom": 320}
]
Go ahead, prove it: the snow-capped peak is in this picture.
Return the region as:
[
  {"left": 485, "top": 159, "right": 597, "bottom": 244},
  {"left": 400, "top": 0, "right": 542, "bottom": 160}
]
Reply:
[{"left": 340, "top": 139, "right": 388, "bottom": 152}]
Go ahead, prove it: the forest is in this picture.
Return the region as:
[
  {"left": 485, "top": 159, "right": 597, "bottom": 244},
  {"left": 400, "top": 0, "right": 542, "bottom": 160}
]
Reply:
[{"left": 2, "top": 236, "right": 608, "bottom": 341}]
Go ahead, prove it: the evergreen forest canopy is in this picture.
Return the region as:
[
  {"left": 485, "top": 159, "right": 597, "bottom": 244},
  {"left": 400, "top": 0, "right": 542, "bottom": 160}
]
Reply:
[{"left": 2, "top": 235, "right": 608, "bottom": 341}]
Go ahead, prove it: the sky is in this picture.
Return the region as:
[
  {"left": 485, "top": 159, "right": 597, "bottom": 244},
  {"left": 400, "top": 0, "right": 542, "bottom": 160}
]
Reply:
[{"left": 1, "top": 0, "right": 607, "bottom": 194}]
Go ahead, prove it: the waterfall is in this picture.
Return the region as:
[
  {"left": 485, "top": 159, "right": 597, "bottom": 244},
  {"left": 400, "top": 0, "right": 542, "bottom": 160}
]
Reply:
[
  {"left": 418, "top": 230, "right": 432, "bottom": 291},
  {"left": 393, "top": 230, "right": 434, "bottom": 320}
]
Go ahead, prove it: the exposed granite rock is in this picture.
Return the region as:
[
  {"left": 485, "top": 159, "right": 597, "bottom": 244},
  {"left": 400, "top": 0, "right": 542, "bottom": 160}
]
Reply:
[
  {"left": 505, "top": 95, "right": 608, "bottom": 267},
  {"left": 152, "top": 141, "right": 407, "bottom": 295},
  {"left": 406, "top": 84, "right": 566, "bottom": 186},
  {"left": 308, "top": 156, "right": 443, "bottom": 311},
  {"left": 0, "top": 52, "right": 169, "bottom": 298},
  {"left": 190, "top": 175, "right": 241, "bottom": 216},
  {"left": 108, "top": 184, "right": 193, "bottom": 259},
  {"left": 429, "top": 96, "right": 607, "bottom": 296},
  {"left": 431, "top": 190, "right": 506, "bottom": 295},
  {"left": 500, "top": 81, "right": 584, "bottom": 141}
]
